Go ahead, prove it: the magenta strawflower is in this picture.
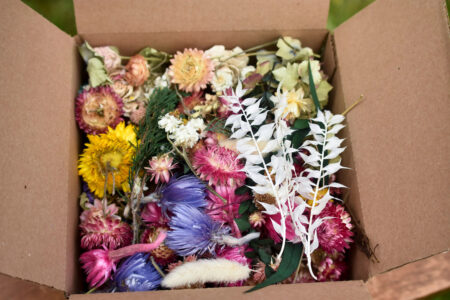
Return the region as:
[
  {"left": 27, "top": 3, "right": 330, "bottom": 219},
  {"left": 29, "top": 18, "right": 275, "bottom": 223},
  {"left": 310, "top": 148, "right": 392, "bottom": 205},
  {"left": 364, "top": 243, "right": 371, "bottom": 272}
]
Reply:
[
  {"left": 75, "top": 86, "right": 124, "bottom": 135},
  {"left": 141, "top": 202, "right": 168, "bottom": 225},
  {"left": 192, "top": 145, "right": 246, "bottom": 187},
  {"left": 316, "top": 254, "right": 347, "bottom": 282},
  {"left": 80, "top": 203, "right": 132, "bottom": 250},
  {"left": 145, "top": 154, "right": 177, "bottom": 184},
  {"left": 316, "top": 203, "right": 354, "bottom": 254},
  {"left": 80, "top": 230, "right": 167, "bottom": 288},
  {"left": 206, "top": 185, "right": 248, "bottom": 235}
]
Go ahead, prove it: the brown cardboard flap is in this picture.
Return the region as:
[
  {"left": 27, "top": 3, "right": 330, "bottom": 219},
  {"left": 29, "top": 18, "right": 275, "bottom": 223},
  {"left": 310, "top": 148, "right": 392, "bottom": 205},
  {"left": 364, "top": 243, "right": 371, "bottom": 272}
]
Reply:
[
  {"left": 71, "top": 281, "right": 371, "bottom": 299},
  {"left": 74, "top": 0, "right": 329, "bottom": 35},
  {"left": 367, "top": 251, "right": 450, "bottom": 300},
  {"left": 0, "top": 273, "right": 66, "bottom": 300},
  {"left": 333, "top": 0, "right": 450, "bottom": 275},
  {"left": 0, "top": 0, "right": 80, "bottom": 292}
]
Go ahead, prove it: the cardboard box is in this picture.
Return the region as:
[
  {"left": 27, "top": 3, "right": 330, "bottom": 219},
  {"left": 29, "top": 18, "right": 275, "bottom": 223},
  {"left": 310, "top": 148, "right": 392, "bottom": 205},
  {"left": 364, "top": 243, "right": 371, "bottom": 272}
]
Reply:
[{"left": 0, "top": 0, "right": 448, "bottom": 298}]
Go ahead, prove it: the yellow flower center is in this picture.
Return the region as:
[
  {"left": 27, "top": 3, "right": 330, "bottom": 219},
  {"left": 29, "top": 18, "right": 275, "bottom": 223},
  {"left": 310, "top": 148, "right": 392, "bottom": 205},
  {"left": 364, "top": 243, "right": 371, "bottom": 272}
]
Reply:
[{"left": 101, "top": 151, "right": 124, "bottom": 170}]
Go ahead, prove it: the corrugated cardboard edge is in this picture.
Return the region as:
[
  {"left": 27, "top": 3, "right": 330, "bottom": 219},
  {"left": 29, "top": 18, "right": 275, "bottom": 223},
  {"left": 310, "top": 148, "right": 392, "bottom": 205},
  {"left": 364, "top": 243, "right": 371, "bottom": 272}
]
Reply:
[
  {"left": 73, "top": 0, "right": 329, "bottom": 35},
  {"left": 366, "top": 251, "right": 450, "bottom": 300},
  {"left": 70, "top": 281, "right": 370, "bottom": 299},
  {"left": 333, "top": 0, "right": 450, "bottom": 276},
  {"left": 0, "top": 0, "right": 80, "bottom": 292}
]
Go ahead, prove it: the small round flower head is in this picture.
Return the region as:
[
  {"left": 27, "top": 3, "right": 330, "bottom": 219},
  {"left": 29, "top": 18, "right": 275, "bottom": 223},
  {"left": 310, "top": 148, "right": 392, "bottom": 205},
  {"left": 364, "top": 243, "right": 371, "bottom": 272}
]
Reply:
[
  {"left": 166, "top": 205, "right": 229, "bottom": 256},
  {"left": 80, "top": 247, "right": 115, "bottom": 288},
  {"left": 114, "top": 253, "right": 162, "bottom": 292},
  {"left": 160, "top": 175, "right": 207, "bottom": 215},
  {"left": 169, "top": 48, "right": 214, "bottom": 92},
  {"left": 75, "top": 86, "right": 124, "bottom": 135},
  {"left": 316, "top": 253, "right": 346, "bottom": 282},
  {"left": 80, "top": 210, "right": 132, "bottom": 250},
  {"left": 144, "top": 154, "right": 177, "bottom": 184},
  {"left": 249, "top": 211, "right": 266, "bottom": 228},
  {"left": 129, "top": 101, "right": 146, "bottom": 125},
  {"left": 141, "top": 226, "right": 175, "bottom": 265},
  {"left": 192, "top": 145, "right": 246, "bottom": 187},
  {"left": 316, "top": 203, "right": 354, "bottom": 254},
  {"left": 158, "top": 113, "right": 182, "bottom": 133},
  {"left": 124, "top": 54, "right": 150, "bottom": 87},
  {"left": 80, "top": 199, "right": 119, "bottom": 223}
]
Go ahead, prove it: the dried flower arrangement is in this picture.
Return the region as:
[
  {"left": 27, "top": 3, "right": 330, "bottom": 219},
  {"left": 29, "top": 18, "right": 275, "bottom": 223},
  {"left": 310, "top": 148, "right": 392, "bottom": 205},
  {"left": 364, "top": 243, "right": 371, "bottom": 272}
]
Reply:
[{"left": 75, "top": 36, "right": 358, "bottom": 293}]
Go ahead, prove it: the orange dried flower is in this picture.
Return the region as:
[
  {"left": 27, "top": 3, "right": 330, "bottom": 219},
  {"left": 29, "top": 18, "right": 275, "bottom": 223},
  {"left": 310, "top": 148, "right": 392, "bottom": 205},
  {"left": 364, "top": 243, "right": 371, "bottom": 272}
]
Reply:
[{"left": 125, "top": 55, "right": 150, "bottom": 87}]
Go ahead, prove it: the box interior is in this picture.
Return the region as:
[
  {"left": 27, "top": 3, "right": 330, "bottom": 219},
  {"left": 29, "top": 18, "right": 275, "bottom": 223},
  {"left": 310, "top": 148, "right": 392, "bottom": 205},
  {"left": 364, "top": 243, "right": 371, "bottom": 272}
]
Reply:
[{"left": 68, "top": 29, "right": 371, "bottom": 295}]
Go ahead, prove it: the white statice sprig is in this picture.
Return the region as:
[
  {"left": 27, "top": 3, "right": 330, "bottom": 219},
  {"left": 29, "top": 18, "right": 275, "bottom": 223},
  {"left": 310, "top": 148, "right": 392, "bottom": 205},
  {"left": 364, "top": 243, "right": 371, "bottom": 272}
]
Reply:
[
  {"left": 293, "top": 109, "right": 348, "bottom": 279},
  {"left": 158, "top": 113, "right": 205, "bottom": 149}
]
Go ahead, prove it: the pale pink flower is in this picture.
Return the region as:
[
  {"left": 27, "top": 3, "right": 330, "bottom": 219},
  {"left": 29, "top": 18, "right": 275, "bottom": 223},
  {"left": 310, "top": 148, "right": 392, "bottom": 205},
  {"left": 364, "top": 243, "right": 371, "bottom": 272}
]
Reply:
[
  {"left": 144, "top": 154, "right": 177, "bottom": 184},
  {"left": 94, "top": 46, "right": 121, "bottom": 73},
  {"left": 125, "top": 55, "right": 150, "bottom": 87}
]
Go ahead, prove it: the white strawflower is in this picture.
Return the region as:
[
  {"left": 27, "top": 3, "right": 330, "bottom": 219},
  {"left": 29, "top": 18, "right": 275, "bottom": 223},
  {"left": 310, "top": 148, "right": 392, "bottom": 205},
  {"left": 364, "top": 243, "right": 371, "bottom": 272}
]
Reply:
[
  {"left": 211, "top": 67, "right": 235, "bottom": 93},
  {"left": 170, "top": 125, "right": 200, "bottom": 148},
  {"left": 158, "top": 113, "right": 182, "bottom": 133},
  {"left": 187, "top": 118, "right": 206, "bottom": 132}
]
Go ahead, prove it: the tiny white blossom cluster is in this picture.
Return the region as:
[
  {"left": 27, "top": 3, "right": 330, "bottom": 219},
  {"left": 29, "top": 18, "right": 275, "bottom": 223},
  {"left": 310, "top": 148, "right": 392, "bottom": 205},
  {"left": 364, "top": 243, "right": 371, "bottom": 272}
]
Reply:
[{"left": 158, "top": 113, "right": 205, "bottom": 148}]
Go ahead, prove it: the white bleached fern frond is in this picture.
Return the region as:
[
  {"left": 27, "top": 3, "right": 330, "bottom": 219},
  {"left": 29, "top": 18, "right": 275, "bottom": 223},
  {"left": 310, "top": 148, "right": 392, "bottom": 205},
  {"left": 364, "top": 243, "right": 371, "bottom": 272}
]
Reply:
[
  {"left": 293, "top": 109, "right": 347, "bottom": 279},
  {"left": 223, "top": 83, "right": 297, "bottom": 260}
]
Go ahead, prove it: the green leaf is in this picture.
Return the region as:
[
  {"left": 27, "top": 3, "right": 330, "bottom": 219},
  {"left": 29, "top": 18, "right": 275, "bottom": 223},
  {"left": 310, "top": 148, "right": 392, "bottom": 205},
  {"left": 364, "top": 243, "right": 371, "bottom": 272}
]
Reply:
[
  {"left": 292, "top": 128, "right": 309, "bottom": 148},
  {"left": 265, "top": 265, "right": 276, "bottom": 278},
  {"left": 235, "top": 185, "right": 250, "bottom": 195},
  {"left": 235, "top": 215, "right": 251, "bottom": 232},
  {"left": 78, "top": 41, "right": 103, "bottom": 63},
  {"left": 244, "top": 251, "right": 257, "bottom": 259},
  {"left": 246, "top": 243, "right": 303, "bottom": 293},
  {"left": 293, "top": 119, "right": 309, "bottom": 129},
  {"left": 86, "top": 58, "right": 112, "bottom": 87},
  {"left": 238, "top": 200, "right": 252, "bottom": 215},
  {"left": 257, "top": 248, "right": 272, "bottom": 265},
  {"left": 308, "top": 59, "right": 321, "bottom": 111}
]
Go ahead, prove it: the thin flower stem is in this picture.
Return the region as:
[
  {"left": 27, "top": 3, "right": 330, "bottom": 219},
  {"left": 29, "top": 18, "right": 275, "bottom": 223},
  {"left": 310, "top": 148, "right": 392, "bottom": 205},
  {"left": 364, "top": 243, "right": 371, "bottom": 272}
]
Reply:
[
  {"left": 132, "top": 173, "right": 148, "bottom": 244},
  {"left": 293, "top": 247, "right": 305, "bottom": 282},
  {"left": 281, "top": 36, "right": 296, "bottom": 50},
  {"left": 342, "top": 95, "right": 364, "bottom": 116},
  {"left": 120, "top": 55, "right": 163, "bottom": 62},
  {"left": 85, "top": 287, "right": 97, "bottom": 294},
  {"left": 220, "top": 40, "right": 278, "bottom": 63},
  {"left": 150, "top": 256, "right": 166, "bottom": 278}
]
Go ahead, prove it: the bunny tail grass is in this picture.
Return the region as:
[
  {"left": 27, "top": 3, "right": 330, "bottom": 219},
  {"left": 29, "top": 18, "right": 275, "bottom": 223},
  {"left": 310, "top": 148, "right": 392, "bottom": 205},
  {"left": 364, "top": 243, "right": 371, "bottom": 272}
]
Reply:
[{"left": 161, "top": 259, "right": 251, "bottom": 288}]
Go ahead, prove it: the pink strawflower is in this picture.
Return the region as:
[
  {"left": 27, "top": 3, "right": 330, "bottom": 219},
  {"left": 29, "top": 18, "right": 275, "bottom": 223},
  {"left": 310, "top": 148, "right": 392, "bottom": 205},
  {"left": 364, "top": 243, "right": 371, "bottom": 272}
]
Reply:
[
  {"left": 75, "top": 86, "right": 124, "bottom": 135},
  {"left": 145, "top": 154, "right": 177, "bottom": 184},
  {"left": 217, "top": 246, "right": 251, "bottom": 286},
  {"left": 129, "top": 101, "right": 146, "bottom": 125},
  {"left": 80, "top": 199, "right": 119, "bottom": 223},
  {"left": 193, "top": 145, "right": 246, "bottom": 187},
  {"left": 252, "top": 260, "right": 266, "bottom": 284},
  {"left": 80, "top": 231, "right": 167, "bottom": 288},
  {"left": 80, "top": 204, "right": 132, "bottom": 250},
  {"left": 316, "top": 203, "right": 354, "bottom": 254},
  {"left": 249, "top": 211, "right": 266, "bottom": 228},
  {"left": 124, "top": 54, "right": 150, "bottom": 87},
  {"left": 141, "top": 202, "right": 168, "bottom": 225},
  {"left": 316, "top": 254, "right": 347, "bottom": 282},
  {"left": 93, "top": 46, "right": 121, "bottom": 73}
]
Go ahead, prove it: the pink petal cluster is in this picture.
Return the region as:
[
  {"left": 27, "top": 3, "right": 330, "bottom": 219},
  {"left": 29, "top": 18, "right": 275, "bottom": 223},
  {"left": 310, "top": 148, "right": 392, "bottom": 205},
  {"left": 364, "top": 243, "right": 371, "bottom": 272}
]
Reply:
[
  {"left": 206, "top": 185, "right": 248, "bottom": 226},
  {"left": 316, "top": 254, "right": 347, "bottom": 282},
  {"left": 141, "top": 202, "right": 168, "bottom": 225},
  {"left": 80, "top": 200, "right": 132, "bottom": 250},
  {"left": 316, "top": 203, "right": 354, "bottom": 254},
  {"left": 264, "top": 213, "right": 297, "bottom": 243},
  {"left": 193, "top": 145, "right": 246, "bottom": 187},
  {"left": 145, "top": 155, "right": 177, "bottom": 184},
  {"left": 94, "top": 46, "right": 121, "bottom": 73}
]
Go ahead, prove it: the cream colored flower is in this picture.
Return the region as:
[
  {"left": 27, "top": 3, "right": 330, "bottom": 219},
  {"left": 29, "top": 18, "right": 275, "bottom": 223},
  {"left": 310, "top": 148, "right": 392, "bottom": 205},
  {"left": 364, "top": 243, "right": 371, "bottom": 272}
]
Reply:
[
  {"left": 272, "top": 63, "right": 300, "bottom": 91},
  {"left": 211, "top": 66, "right": 235, "bottom": 93},
  {"left": 272, "top": 88, "right": 314, "bottom": 121},
  {"left": 298, "top": 60, "right": 322, "bottom": 85},
  {"left": 240, "top": 65, "right": 256, "bottom": 80}
]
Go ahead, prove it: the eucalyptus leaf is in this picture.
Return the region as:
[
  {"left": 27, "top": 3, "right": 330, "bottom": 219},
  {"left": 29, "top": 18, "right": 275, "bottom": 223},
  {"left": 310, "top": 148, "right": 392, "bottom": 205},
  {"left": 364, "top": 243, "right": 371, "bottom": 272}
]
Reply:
[
  {"left": 293, "top": 119, "right": 309, "bottom": 129},
  {"left": 235, "top": 214, "right": 251, "bottom": 232},
  {"left": 78, "top": 41, "right": 103, "bottom": 63},
  {"left": 86, "top": 58, "right": 112, "bottom": 87},
  {"left": 257, "top": 248, "right": 272, "bottom": 265},
  {"left": 246, "top": 243, "right": 303, "bottom": 293},
  {"left": 235, "top": 185, "right": 250, "bottom": 195}
]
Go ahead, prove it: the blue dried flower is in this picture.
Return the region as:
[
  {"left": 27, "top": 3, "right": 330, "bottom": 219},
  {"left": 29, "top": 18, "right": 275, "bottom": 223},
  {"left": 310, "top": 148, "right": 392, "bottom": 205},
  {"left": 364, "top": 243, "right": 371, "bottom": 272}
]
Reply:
[
  {"left": 160, "top": 175, "right": 207, "bottom": 215},
  {"left": 114, "top": 253, "right": 162, "bottom": 292},
  {"left": 82, "top": 182, "right": 95, "bottom": 204},
  {"left": 166, "top": 205, "right": 229, "bottom": 256}
]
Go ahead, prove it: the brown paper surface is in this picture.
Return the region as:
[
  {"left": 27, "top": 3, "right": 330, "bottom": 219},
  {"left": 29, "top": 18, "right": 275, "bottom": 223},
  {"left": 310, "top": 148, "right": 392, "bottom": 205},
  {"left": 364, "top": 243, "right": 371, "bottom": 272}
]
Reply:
[
  {"left": 0, "top": 0, "right": 80, "bottom": 292},
  {"left": 333, "top": 0, "right": 450, "bottom": 275}
]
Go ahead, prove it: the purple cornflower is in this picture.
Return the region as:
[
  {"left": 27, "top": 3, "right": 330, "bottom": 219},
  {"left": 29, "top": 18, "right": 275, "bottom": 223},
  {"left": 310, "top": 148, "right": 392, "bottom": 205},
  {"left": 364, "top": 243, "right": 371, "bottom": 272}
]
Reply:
[
  {"left": 166, "top": 205, "right": 229, "bottom": 256},
  {"left": 160, "top": 175, "right": 207, "bottom": 215},
  {"left": 83, "top": 182, "right": 95, "bottom": 204},
  {"left": 114, "top": 253, "right": 162, "bottom": 292}
]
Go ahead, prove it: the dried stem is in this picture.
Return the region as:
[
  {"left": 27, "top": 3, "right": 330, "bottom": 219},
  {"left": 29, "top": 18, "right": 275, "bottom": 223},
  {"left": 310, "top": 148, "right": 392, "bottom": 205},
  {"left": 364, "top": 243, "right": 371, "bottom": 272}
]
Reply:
[
  {"left": 131, "top": 173, "right": 148, "bottom": 244},
  {"left": 342, "top": 95, "right": 364, "bottom": 116},
  {"left": 151, "top": 256, "right": 166, "bottom": 277}
]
